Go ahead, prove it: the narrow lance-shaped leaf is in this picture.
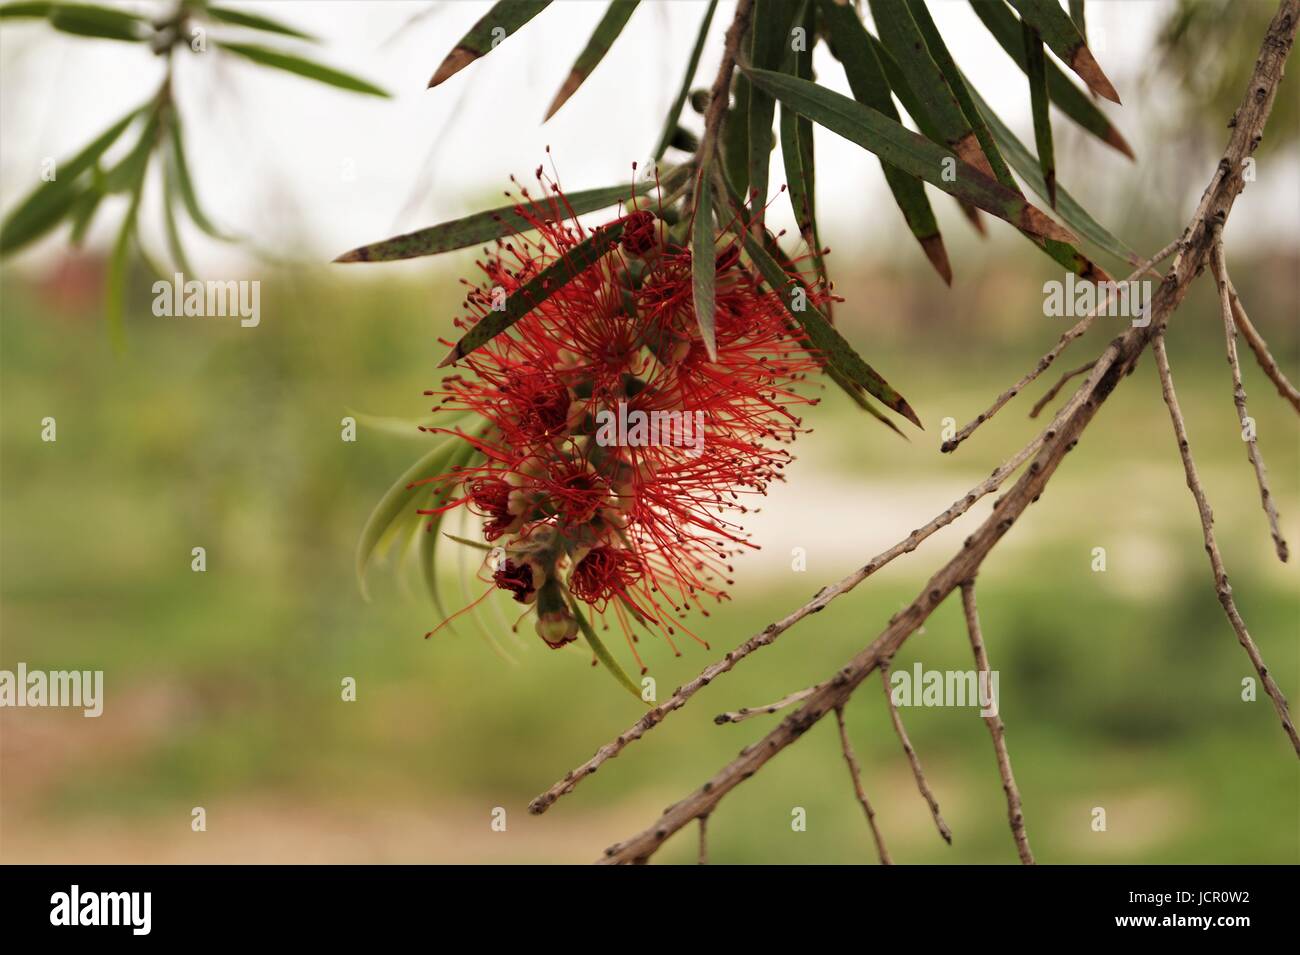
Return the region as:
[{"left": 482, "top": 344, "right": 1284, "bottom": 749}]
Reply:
[
  {"left": 1022, "top": 21, "right": 1055, "bottom": 207},
  {"left": 691, "top": 174, "right": 717, "bottom": 360},
  {"left": 1006, "top": 0, "right": 1119, "bottom": 103},
  {"left": 438, "top": 220, "right": 626, "bottom": 367},
  {"left": 721, "top": 71, "right": 751, "bottom": 197},
  {"left": 898, "top": 2, "right": 1109, "bottom": 279},
  {"left": 568, "top": 594, "right": 646, "bottom": 702},
  {"left": 820, "top": 0, "right": 950, "bottom": 284},
  {"left": 652, "top": 0, "right": 718, "bottom": 161},
  {"left": 0, "top": 2, "right": 52, "bottom": 18},
  {"left": 868, "top": 0, "right": 993, "bottom": 177},
  {"left": 48, "top": 3, "right": 146, "bottom": 42},
  {"left": 966, "top": 81, "right": 1137, "bottom": 265},
  {"left": 844, "top": 15, "right": 986, "bottom": 241},
  {"left": 420, "top": 440, "right": 483, "bottom": 620},
  {"left": 168, "top": 117, "right": 231, "bottom": 240},
  {"left": 746, "top": 0, "right": 798, "bottom": 223},
  {"left": 1069, "top": 0, "right": 1086, "bottom": 43},
  {"left": 104, "top": 118, "right": 155, "bottom": 352},
  {"left": 968, "top": 0, "right": 1131, "bottom": 157},
  {"left": 0, "top": 104, "right": 140, "bottom": 255},
  {"left": 218, "top": 41, "right": 390, "bottom": 97},
  {"left": 429, "top": 0, "right": 551, "bottom": 88},
  {"left": 357, "top": 438, "right": 464, "bottom": 600},
  {"left": 206, "top": 4, "right": 316, "bottom": 41},
  {"left": 715, "top": 180, "right": 921, "bottom": 428},
  {"left": 545, "top": 0, "right": 639, "bottom": 121},
  {"left": 743, "top": 67, "right": 1077, "bottom": 244},
  {"left": 781, "top": 0, "right": 834, "bottom": 295},
  {"left": 335, "top": 174, "right": 678, "bottom": 263},
  {"left": 161, "top": 148, "right": 195, "bottom": 277},
  {"left": 67, "top": 175, "right": 104, "bottom": 246}
]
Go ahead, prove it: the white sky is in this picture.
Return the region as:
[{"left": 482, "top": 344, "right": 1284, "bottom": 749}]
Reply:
[{"left": 1, "top": 0, "right": 1295, "bottom": 274}]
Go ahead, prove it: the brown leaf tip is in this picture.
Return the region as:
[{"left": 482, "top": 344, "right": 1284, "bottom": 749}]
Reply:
[
  {"left": 429, "top": 47, "right": 479, "bottom": 89},
  {"left": 1069, "top": 45, "right": 1121, "bottom": 105}
]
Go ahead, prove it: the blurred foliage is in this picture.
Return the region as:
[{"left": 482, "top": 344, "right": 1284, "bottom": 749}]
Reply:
[{"left": 1156, "top": 0, "right": 1298, "bottom": 148}]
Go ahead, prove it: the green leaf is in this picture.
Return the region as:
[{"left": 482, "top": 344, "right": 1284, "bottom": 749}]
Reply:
[
  {"left": 105, "top": 138, "right": 150, "bottom": 352},
  {"left": 568, "top": 594, "right": 646, "bottom": 701},
  {"left": 820, "top": 0, "right": 950, "bottom": 284},
  {"left": 0, "top": 105, "right": 140, "bottom": 255},
  {"left": 67, "top": 178, "right": 103, "bottom": 245},
  {"left": 419, "top": 440, "right": 482, "bottom": 619},
  {"left": 969, "top": 0, "right": 1131, "bottom": 156},
  {"left": 1069, "top": 0, "right": 1086, "bottom": 42},
  {"left": 691, "top": 175, "right": 717, "bottom": 360},
  {"left": 48, "top": 3, "right": 146, "bottom": 42},
  {"left": 716, "top": 180, "right": 921, "bottom": 428},
  {"left": 1006, "top": 0, "right": 1119, "bottom": 103},
  {"left": 652, "top": 0, "right": 717, "bottom": 161},
  {"left": 866, "top": 14, "right": 1112, "bottom": 281},
  {"left": 428, "top": 0, "right": 551, "bottom": 88},
  {"left": 0, "top": 2, "right": 52, "bottom": 18},
  {"left": 742, "top": 66, "right": 1076, "bottom": 244},
  {"left": 218, "top": 41, "right": 389, "bottom": 97},
  {"left": 437, "top": 220, "right": 626, "bottom": 366},
  {"left": 721, "top": 71, "right": 751, "bottom": 197},
  {"left": 334, "top": 176, "right": 674, "bottom": 263},
  {"left": 867, "top": 0, "right": 989, "bottom": 174},
  {"left": 746, "top": 0, "right": 798, "bottom": 221},
  {"left": 206, "top": 4, "right": 316, "bottom": 41},
  {"left": 161, "top": 147, "right": 195, "bottom": 277},
  {"left": 166, "top": 118, "right": 232, "bottom": 240},
  {"left": 782, "top": 0, "right": 833, "bottom": 296},
  {"left": 1022, "top": 21, "right": 1055, "bottom": 208},
  {"left": 966, "top": 82, "right": 1136, "bottom": 265},
  {"left": 544, "top": 0, "right": 639, "bottom": 121},
  {"left": 357, "top": 438, "right": 463, "bottom": 600}
]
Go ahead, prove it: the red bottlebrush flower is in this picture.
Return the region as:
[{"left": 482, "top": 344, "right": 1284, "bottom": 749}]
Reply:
[
  {"left": 569, "top": 546, "right": 644, "bottom": 611},
  {"left": 420, "top": 167, "right": 831, "bottom": 665}
]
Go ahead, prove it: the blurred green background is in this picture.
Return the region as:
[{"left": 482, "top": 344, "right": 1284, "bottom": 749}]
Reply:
[
  {"left": 2, "top": 237, "right": 1296, "bottom": 863},
  {"left": 2, "top": 0, "right": 1298, "bottom": 864}
]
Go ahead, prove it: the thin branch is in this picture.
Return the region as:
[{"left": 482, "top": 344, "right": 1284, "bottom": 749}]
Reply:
[
  {"left": 834, "top": 706, "right": 892, "bottom": 865},
  {"left": 1029, "top": 360, "right": 1095, "bottom": 418},
  {"left": 689, "top": 0, "right": 754, "bottom": 204},
  {"left": 530, "top": 426, "right": 1045, "bottom": 815},
  {"left": 1151, "top": 332, "right": 1300, "bottom": 754},
  {"left": 1210, "top": 237, "right": 1289, "bottom": 562},
  {"left": 959, "top": 581, "right": 1034, "bottom": 865},
  {"left": 697, "top": 814, "right": 709, "bottom": 865},
  {"left": 1224, "top": 274, "right": 1300, "bottom": 414},
  {"left": 942, "top": 238, "right": 1181, "bottom": 453},
  {"left": 880, "top": 663, "right": 952, "bottom": 844},
  {"left": 714, "top": 684, "right": 821, "bottom": 724}
]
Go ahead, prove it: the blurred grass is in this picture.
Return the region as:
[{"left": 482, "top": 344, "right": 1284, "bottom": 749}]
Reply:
[{"left": 1, "top": 245, "right": 1297, "bottom": 864}]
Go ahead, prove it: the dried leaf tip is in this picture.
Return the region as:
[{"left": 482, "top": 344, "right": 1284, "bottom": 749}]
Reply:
[
  {"left": 1070, "top": 46, "right": 1121, "bottom": 104},
  {"left": 429, "top": 47, "right": 477, "bottom": 88}
]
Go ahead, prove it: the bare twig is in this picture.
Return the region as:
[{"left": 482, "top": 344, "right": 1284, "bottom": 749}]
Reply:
[
  {"left": 959, "top": 581, "right": 1034, "bottom": 864},
  {"left": 880, "top": 663, "right": 952, "bottom": 844},
  {"left": 691, "top": 0, "right": 754, "bottom": 199},
  {"left": 1223, "top": 275, "right": 1300, "bottom": 414},
  {"left": 834, "top": 706, "right": 892, "bottom": 865},
  {"left": 697, "top": 814, "right": 708, "bottom": 865},
  {"left": 530, "top": 429, "right": 1044, "bottom": 814},
  {"left": 715, "top": 684, "right": 821, "bottom": 724},
  {"left": 942, "top": 239, "right": 1181, "bottom": 453},
  {"left": 1210, "top": 237, "right": 1289, "bottom": 562},
  {"left": 1151, "top": 332, "right": 1300, "bottom": 754},
  {"left": 1029, "top": 360, "right": 1096, "bottom": 418}
]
